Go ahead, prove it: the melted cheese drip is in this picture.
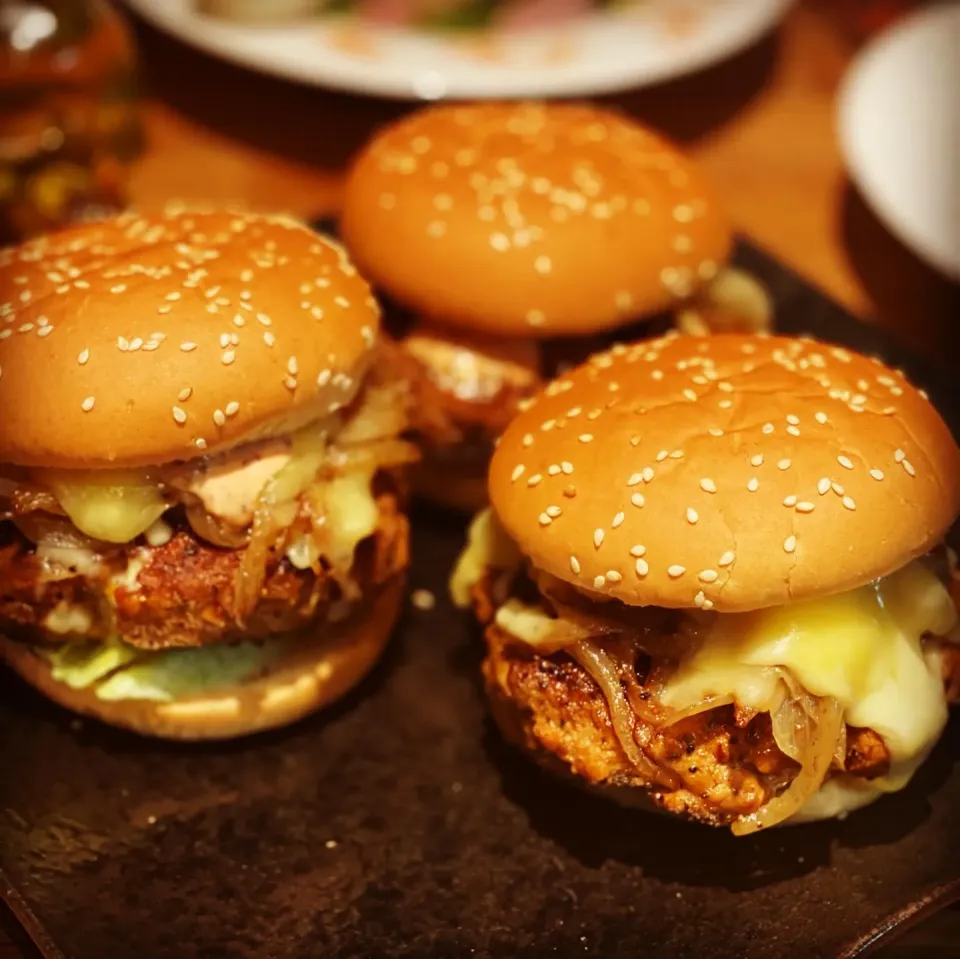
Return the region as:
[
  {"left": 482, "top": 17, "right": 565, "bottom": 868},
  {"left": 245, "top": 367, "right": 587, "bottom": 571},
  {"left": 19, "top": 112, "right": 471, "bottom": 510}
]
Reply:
[
  {"left": 662, "top": 560, "right": 956, "bottom": 786},
  {"left": 38, "top": 469, "right": 167, "bottom": 544},
  {"left": 449, "top": 508, "right": 521, "bottom": 607}
]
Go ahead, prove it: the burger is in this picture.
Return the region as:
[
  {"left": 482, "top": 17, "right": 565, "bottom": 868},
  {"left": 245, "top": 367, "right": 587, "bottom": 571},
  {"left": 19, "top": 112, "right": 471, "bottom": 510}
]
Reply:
[
  {"left": 340, "top": 101, "right": 733, "bottom": 511},
  {"left": 452, "top": 332, "right": 960, "bottom": 832},
  {"left": 0, "top": 206, "right": 418, "bottom": 739}
]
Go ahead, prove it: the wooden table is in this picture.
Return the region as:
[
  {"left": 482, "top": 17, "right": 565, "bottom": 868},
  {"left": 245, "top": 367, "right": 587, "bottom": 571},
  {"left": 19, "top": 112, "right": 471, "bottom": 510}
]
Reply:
[{"left": 1, "top": 2, "right": 956, "bottom": 956}]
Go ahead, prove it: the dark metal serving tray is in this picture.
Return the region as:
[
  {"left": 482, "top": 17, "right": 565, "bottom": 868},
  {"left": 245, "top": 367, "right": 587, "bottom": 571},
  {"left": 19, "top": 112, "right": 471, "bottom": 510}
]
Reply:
[{"left": 1, "top": 236, "right": 958, "bottom": 959}]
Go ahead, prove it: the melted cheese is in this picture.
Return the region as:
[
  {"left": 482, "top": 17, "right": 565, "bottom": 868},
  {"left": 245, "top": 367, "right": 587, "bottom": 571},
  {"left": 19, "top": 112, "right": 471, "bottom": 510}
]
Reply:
[
  {"left": 43, "top": 602, "right": 94, "bottom": 635},
  {"left": 662, "top": 560, "right": 956, "bottom": 784},
  {"left": 322, "top": 471, "right": 379, "bottom": 571},
  {"left": 449, "top": 508, "right": 521, "bottom": 607},
  {"left": 38, "top": 468, "right": 168, "bottom": 544}
]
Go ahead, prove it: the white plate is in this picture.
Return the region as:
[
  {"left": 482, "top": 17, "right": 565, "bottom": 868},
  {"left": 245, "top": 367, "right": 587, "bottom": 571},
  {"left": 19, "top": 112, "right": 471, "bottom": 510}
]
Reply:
[
  {"left": 837, "top": 4, "right": 960, "bottom": 281},
  {"left": 124, "top": 0, "right": 792, "bottom": 100}
]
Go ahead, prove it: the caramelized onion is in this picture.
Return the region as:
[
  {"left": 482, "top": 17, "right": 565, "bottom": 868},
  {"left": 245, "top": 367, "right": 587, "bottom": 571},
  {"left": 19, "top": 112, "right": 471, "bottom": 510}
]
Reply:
[
  {"left": 569, "top": 639, "right": 665, "bottom": 786},
  {"left": 185, "top": 503, "right": 249, "bottom": 549},
  {"left": 732, "top": 695, "right": 844, "bottom": 835}
]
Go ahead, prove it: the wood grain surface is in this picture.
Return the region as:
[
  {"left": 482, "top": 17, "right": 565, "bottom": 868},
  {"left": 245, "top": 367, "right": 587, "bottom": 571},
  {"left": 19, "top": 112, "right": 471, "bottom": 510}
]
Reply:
[{"left": 1, "top": 1, "right": 956, "bottom": 956}]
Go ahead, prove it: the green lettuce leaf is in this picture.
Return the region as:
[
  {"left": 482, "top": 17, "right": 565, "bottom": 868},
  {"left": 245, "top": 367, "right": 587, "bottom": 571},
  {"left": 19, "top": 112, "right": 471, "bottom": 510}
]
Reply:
[{"left": 42, "top": 640, "right": 285, "bottom": 703}]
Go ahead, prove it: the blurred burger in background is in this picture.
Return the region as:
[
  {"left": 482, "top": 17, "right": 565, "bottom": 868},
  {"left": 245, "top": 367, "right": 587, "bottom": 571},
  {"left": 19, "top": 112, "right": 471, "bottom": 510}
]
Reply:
[
  {"left": 0, "top": 206, "right": 418, "bottom": 739},
  {"left": 341, "top": 101, "right": 733, "bottom": 510},
  {"left": 453, "top": 332, "right": 960, "bottom": 833}
]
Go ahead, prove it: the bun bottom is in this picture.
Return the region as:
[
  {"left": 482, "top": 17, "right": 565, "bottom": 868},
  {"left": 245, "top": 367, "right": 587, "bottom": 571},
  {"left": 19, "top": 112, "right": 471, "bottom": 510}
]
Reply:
[
  {"left": 0, "top": 576, "right": 404, "bottom": 741},
  {"left": 412, "top": 462, "right": 488, "bottom": 513}
]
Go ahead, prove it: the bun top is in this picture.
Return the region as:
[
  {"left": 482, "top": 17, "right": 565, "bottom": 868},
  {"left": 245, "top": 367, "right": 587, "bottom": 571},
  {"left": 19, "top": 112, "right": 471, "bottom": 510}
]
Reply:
[
  {"left": 0, "top": 206, "right": 380, "bottom": 468},
  {"left": 341, "top": 102, "right": 732, "bottom": 338},
  {"left": 489, "top": 333, "right": 960, "bottom": 612}
]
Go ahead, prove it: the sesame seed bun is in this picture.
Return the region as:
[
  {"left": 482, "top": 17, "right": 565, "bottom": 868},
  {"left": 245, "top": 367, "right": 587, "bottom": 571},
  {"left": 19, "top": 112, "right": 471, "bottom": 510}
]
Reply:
[
  {"left": 341, "top": 102, "right": 732, "bottom": 338},
  {"left": 488, "top": 333, "right": 960, "bottom": 612},
  {"left": 0, "top": 575, "right": 404, "bottom": 740},
  {"left": 0, "top": 206, "right": 380, "bottom": 469}
]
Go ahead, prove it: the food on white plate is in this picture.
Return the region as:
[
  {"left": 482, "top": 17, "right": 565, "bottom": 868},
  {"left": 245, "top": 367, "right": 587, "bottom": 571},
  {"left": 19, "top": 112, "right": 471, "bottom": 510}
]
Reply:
[
  {"left": 0, "top": 206, "right": 418, "bottom": 740},
  {"left": 452, "top": 331, "right": 960, "bottom": 833},
  {"left": 197, "top": 0, "right": 629, "bottom": 30},
  {"left": 342, "top": 101, "right": 732, "bottom": 511}
]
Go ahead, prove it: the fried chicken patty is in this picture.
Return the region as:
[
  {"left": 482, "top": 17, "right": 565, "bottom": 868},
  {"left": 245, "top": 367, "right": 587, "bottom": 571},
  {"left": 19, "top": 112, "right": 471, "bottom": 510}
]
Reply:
[
  {"left": 0, "top": 491, "right": 408, "bottom": 651},
  {"left": 382, "top": 335, "right": 540, "bottom": 454},
  {"left": 484, "top": 624, "right": 894, "bottom": 825}
]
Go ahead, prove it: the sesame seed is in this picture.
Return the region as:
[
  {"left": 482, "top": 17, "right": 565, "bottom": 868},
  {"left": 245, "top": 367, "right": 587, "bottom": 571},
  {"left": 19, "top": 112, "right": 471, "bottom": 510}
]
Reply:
[
  {"left": 838, "top": 455, "right": 854, "bottom": 470},
  {"left": 747, "top": 477, "right": 759, "bottom": 492},
  {"left": 627, "top": 473, "right": 643, "bottom": 487},
  {"left": 817, "top": 478, "right": 831, "bottom": 495},
  {"left": 81, "top": 396, "right": 95, "bottom": 412},
  {"left": 593, "top": 575, "right": 605, "bottom": 590},
  {"left": 762, "top": 423, "right": 774, "bottom": 435},
  {"left": 699, "top": 478, "right": 717, "bottom": 493},
  {"left": 539, "top": 513, "right": 552, "bottom": 527},
  {"left": 894, "top": 448, "right": 906, "bottom": 463},
  {"left": 786, "top": 425, "right": 800, "bottom": 437},
  {"left": 606, "top": 570, "right": 622, "bottom": 583},
  {"left": 832, "top": 482, "right": 845, "bottom": 495},
  {"left": 570, "top": 556, "right": 581, "bottom": 575},
  {"left": 629, "top": 545, "right": 646, "bottom": 558},
  {"left": 593, "top": 529, "right": 605, "bottom": 548},
  {"left": 219, "top": 333, "right": 231, "bottom": 349},
  {"left": 718, "top": 551, "right": 735, "bottom": 567},
  {"left": 213, "top": 409, "right": 226, "bottom": 426},
  {"left": 287, "top": 356, "right": 298, "bottom": 376},
  {"left": 534, "top": 255, "right": 552, "bottom": 275},
  {"left": 796, "top": 501, "right": 815, "bottom": 513},
  {"left": 257, "top": 313, "right": 271, "bottom": 327},
  {"left": 667, "top": 565, "right": 686, "bottom": 578},
  {"left": 77, "top": 349, "right": 89, "bottom": 365},
  {"left": 579, "top": 434, "right": 593, "bottom": 443},
  {"left": 783, "top": 535, "right": 797, "bottom": 553},
  {"left": 778, "top": 459, "right": 791, "bottom": 471},
  {"left": 683, "top": 388, "right": 697, "bottom": 402},
  {"left": 670, "top": 449, "right": 684, "bottom": 459},
  {"left": 842, "top": 495, "right": 856, "bottom": 510},
  {"left": 180, "top": 342, "right": 197, "bottom": 352},
  {"left": 902, "top": 459, "right": 916, "bottom": 477},
  {"left": 118, "top": 336, "right": 129, "bottom": 351},
  {"left": 686, "top": 507, "right": 699, "bottom": 524},
  {"left": 709, "top": 428, "right": 724, "bottom": 437},
  {"left": 783, "top": 495, "right": 797, "bottom": 507},
  {"left": 511, "top": 464, "right": 525, "bottom": 483},
  {"left": 635, "top": 558, "right": 649, "bottom": 577},
  {"left": 869, "top": 468, "right": 884, "bottom": 481},
  {"left": 656, "top": 449, "right": 668, "bottom": 462},
  {"left": 195, "top": 438, "right": 207, "bottom": 451},
  {"left": 178, "top": 387, "right": 192, "bottom": 401},
  {"left": 786, "top": 414, "right": 800, "bottom": 425},
  {"left": 172, "top": 406, "right": 187, "bottom": 424},
  {"left": 546, "top": 505, "right": 562, "bottom": 518},
  {"left": 751, "top": 454, "right": 764, "bottom": 467},
  {"left": 527, "top": 474, "right": 542, "bottom": 487},
  {"left": 561, "top": 461, "right": 573, "bottom": 475},
  {"left": 638, "top": 467, "right": 653, "bottom": 484},
  {"left": 222, "top": 351, "right": 235, "bottom": 365},
  {"left": 698, "top": 569, "right": 718, "bottom": 583},
  {"left": 631, "top": 493, "right": 645, "bottom": 508},
  {"left": 225, "top": 401, "right": 240, "bottom": 417}
]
